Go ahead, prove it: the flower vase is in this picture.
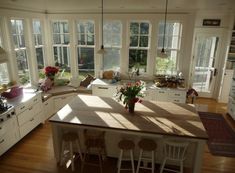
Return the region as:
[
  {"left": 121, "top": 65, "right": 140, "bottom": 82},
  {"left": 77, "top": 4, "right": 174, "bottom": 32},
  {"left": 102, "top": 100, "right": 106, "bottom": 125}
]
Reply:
[{"left": 128, "top": 100, "right": 135, "bottom": 113}]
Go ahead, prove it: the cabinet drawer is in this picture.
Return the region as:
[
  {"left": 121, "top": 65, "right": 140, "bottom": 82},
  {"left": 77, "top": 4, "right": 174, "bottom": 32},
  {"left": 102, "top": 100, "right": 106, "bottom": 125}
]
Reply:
[
  {"left": 167, "top": 97, "right": 186, "bottom": 103},
  {"left": 155, "top": 90, "right": 168, "bottom": 101},
  {"left": 92, "top": 85, "right": 117, "bottom": 97},
  {"left": 43, "top": 98, "right": 55, "bottom": 120},
  {"left": 54, "top": 93, "right": 76, "bottom": 112},
  {"left": 168, "top": 90, "right": 186, "bottom": 98},
  {"left": 17, "top": 102, "right": 42, "bottom": 126},
  {"left": 19, "top": 113, "right": 41, "bottom": 138}
]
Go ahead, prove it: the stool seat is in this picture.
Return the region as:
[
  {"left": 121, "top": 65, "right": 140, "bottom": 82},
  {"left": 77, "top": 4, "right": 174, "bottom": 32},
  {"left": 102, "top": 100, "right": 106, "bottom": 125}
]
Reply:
[
  {"left": 138, "top": 139, "right": 157, "bottom": 151},
  {"left": 118, "top": 140, "right": 135, "bottom": 150}
]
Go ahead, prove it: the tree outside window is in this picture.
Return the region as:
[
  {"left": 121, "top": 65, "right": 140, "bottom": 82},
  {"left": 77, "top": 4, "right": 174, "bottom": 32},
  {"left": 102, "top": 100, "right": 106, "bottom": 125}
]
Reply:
[
  {"left": 11, "top": 19, "right": 30, "bottom": 85},
  {"left": 77, "top": 20, "right": 95, "bottom": 80},
  {"left": 103, "top": 21, "right": 122, "bottom": 71},
  {"left": 52, "top": 21, "right": 71, "bottom": 79},
  {"left": 129, "top": 22, "right": 150, "bottom": 74},
  {"left": 156, "top": 22, "right": 182, "bottom": 75}
]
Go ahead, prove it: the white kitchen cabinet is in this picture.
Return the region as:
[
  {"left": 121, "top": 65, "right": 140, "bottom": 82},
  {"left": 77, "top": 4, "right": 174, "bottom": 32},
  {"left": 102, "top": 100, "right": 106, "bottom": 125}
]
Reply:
[
  {"left": 53, "top": 93, "right": 76, "bottom": 112},
  {"left": 15, "top": 93, "right": 43, "bottom": 139},
  {"left": 92, "top": 85, "right": 118, "bottom": 98},
  {"left": 42, "top": 97, "right": 55, "bottom": 121},
  {"left": 0, "top": 116, "right": 19, "bottom": 156}
]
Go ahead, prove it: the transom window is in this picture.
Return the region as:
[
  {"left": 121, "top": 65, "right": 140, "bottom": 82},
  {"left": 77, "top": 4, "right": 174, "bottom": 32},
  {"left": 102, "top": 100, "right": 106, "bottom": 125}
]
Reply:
[
  {"left": 103, "top": 21, "right": 122, "bottom": 71},
  {"left": 156, "top": 22, "right": 182, "bottom": 75},
  {"left": 76, "top": 20, "right": 95, "bottom": 80},
  {"left": 33, "top": 20, "right": 45, "bottom": 79},
  {"left": 129, "top": 22, "right": 150, "bottom": 74},
  {"left": 11, "top": 19, "right": 30, "bottom": 85},
  {"left": 52, "top": 21, "right": 71, "bottom": 79}
]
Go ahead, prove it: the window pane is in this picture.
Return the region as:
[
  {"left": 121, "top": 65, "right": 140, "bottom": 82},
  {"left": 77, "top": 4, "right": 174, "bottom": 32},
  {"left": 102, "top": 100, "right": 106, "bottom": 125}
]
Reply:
[
  {"left": 78, "top": 23, "right": 85, "bottom": 33},
  {"left": 77, "top": 21, "right": 95, "bottom": 46},
  {"left": 19, "top": 35, "right": 25, "bottom": 47},
  {"left": 78, "top": 34, "right": 85, "bottom": 45},
  {"left": 103, "top": 48, "right": 120, "bottom": 71},
  {"left": 139, "top": 36, "right": 148, "bottom": 47},
  {"left": 140, "top": 23, "right": 149, "bottom": 34},
  {"left": 112, "top": 34, "right": 121, "bottom": 46},
  {"left": 33, "top": 20, "right": 41, "bottom": 34},
  {"left": 130, "top": 23, "right": 139, "bottom": 34},
  {"left": 130, "top": 36, "right": 138, "bottom": 47},
  {"left": 87, "top": 34, "right": 94, "bottom": 45},
  {"left": 16, "top": 49, "right": 30, "bottom": 85},
  {"left": 78, "top": 47, "right": 94, "bottom": 79},
  {"left": 36, "top": 47, "right": 44, "bottom": 69},
  {"left": 129, "top": 49, "right": 147, "bottom": 73},
  {"left": 87, "top": 21, "right": 94, "bottom": 33},
  {"left": 63, "top": 34, "right": 70, "bottom": 44},
  {"left": 38, "top": 34, "right": 43, "bottom": 45},
  {"left": 53, "top": 34, "right": 61, "bottom": 44},
  {"left": 62, "top": 22, "right": 69, "bottom": 33},
  {"left": 13, "top": 35, "right": 18, "bottom": 48},
  {"left": 0, "top": 63, "right": 10, "bottom": 85},
  {"left": 53, "top": 22, "right": 60, "bottom": 33}
]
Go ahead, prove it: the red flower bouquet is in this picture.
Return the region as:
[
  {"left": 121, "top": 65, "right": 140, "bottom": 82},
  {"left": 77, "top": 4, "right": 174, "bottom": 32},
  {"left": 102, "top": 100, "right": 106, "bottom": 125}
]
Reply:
[
  {"left": 45, "top": 66, "right": 59, "bottom": 79},
  {"left": 116, "top": 81, "right": 144, "bottom": 113}
]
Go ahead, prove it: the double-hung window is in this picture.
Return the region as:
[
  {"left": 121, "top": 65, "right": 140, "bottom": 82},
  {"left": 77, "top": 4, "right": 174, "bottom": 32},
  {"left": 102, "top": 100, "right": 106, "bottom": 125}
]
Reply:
[
  {"left": 103, "top": 21, "right": 122, "bottom": 71},
  {"left": 129, "top": 21, "right": 150, "bottom": 74},
  {"left": 33, "top": 20, "right": 45, "bottom": 79},
  {"left": 11, "top": 19, "right": 30, "bottom": 85},
  {"left": 52, "top": 21, "right": 71, "bottom": 79},
  {"left": 76, "top": 20, "right": 95, "bottom": 80},
  {"left": 156, "top": 22, "right": 182, "bottom": 75}
]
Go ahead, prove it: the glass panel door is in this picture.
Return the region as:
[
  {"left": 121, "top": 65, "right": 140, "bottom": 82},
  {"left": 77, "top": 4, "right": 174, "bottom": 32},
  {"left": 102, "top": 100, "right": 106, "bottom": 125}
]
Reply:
[{"left": 192, "top": 33, "right": 220, "bottom": 97}]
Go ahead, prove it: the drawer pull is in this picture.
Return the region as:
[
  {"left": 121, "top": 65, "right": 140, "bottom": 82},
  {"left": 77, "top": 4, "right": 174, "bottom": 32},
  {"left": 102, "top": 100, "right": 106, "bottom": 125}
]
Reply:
[
  {"left": 61, "top": 97, "right": 66, "bottom": 99},
  {"left": 20, "top": 106, "right": 25, "bottom": 110},
  {"left": 0, "top": 127, "right": 2, "bottom": 130},
  {"left": 30, "top": 118, "right": 34, "bottom": 122},
  {"left": 29, "top": 106, "right": 33, "bottom": 110},
  {"left": 0, "top": 139, "right": 4, "bottom": 144},
  {"left": 175, "top": 94, "right": 180, "bottom": 96},
  {"left": 98, "top": 87, "right": 108, "bottom": 90},
  {"left": 33, "top": 98, "right": 38, "bottom": 102},
  {"left": 45, "top": 103, "right": 48, "bottom": 106}
]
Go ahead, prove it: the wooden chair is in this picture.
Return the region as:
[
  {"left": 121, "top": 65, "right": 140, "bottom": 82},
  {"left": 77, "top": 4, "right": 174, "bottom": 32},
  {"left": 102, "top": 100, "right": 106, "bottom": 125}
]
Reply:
[
  {"left": 117, "top": 139, "right": 135, "bottom": 173},
  {"left": 82, "top": 129, "right": 106, "bottom": 173},
  {"left": 60, "top": 132, "right": 83, "bottom": 171},
  {"left": 136, "top": 139, "right": 157, "bottom": 173},
  {"left": 160, "top": 139, "right": 189, "bottom": 173}
]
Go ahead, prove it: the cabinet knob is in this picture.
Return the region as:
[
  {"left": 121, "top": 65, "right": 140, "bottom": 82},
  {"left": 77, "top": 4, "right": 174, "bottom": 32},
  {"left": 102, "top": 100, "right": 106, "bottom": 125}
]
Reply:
[{"left": 0, "top": 139, "right": 4, "bottom": 144}]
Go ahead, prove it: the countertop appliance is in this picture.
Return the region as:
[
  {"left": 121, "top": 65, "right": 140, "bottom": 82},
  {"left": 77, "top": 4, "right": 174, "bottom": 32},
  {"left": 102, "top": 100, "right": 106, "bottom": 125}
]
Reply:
[{"left": 0, "top": 97, "right": 15, "bottom": 123}]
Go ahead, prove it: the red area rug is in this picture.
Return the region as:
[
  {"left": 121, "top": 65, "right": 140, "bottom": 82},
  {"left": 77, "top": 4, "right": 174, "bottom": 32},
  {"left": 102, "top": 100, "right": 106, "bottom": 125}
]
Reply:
[{"left": 198, "top": 112, "right": 235, "bottom": 157}]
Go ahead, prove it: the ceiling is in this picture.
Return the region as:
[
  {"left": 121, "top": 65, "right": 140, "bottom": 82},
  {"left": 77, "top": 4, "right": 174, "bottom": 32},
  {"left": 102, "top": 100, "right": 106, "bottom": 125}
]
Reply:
[{"left": 0, "top": 0, "right": 234, "bottom": 13}]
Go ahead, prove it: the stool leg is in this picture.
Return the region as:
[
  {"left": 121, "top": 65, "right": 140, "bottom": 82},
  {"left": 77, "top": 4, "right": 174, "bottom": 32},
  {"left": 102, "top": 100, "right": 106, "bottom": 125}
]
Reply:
[
  {"left": 69, "top": 141, "right": 74, "bottom": 171},
  {"left": 75, "top": 139, "right": 83, "bottom": 161},
  {"left": 180, "top": 160, "right": 183, "bottom": 173},
  {"left": 160, "top": 158, "right": 166, "bottom": 173},
  {"left": 117, "top": 149, "right": 123, "bottom": 173},
  {"left": 130, "top": 150, "right": 135, "bottom": 173},
  {"left": 136, "top": 149, "right": 143, "bottom": 173},
  {"left": 151, "top": 151, "right": 155, "bottom": 173},
  {"left": 60, "top": 141, "right": 65, "bottom": 166}
]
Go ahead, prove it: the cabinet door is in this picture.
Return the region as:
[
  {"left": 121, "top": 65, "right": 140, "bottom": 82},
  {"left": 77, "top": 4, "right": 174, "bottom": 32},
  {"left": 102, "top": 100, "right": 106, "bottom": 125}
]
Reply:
[
  {"left": 43, "top": 98, "right": 55, "bottom": 121},
  {"left": 54, "top": 93, "right": 76, "bottom": 112},
  {"left": 168, "top": 90, "right": 186, "bottom": 103}
]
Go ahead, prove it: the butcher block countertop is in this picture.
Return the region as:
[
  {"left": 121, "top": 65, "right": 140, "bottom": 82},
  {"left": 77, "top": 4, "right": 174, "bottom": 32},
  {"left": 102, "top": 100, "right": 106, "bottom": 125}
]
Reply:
[{"left": 50, "top": 95, "right": 208, "bottom": 140}]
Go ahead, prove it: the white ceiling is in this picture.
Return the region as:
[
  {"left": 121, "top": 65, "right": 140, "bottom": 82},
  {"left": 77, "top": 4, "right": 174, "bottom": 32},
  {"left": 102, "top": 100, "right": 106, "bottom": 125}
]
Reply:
[{"left": 0, "top": 0, "right": 234, "bottom": 13}]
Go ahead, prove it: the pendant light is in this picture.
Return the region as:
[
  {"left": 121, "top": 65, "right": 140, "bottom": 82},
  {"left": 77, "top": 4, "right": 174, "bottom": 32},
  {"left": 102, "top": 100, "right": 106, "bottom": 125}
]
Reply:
[
  {"left": 97, "top": 0, "right": 106, "bottom": 54},
  {"left": 159, "top": 0, "right": 168, "bottom": 58}
]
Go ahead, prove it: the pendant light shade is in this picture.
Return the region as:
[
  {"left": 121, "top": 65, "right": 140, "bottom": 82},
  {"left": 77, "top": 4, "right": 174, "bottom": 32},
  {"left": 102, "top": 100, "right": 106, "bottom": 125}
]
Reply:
[
  {"left": 159, "top": 0, "right": 169, "bottom": 58},
  {"left": 97, "top": 0, "right": 106, "bottom": 54},
  {"left": 0, "top": 47, "right": 7, "bottom": 63}
]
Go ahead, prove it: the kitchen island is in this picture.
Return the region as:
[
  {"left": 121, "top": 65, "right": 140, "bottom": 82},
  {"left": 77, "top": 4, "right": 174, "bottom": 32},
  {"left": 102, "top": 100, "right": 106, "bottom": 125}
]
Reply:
[{"left": 49, "top": 94, "right": 208, "bottom": 173}]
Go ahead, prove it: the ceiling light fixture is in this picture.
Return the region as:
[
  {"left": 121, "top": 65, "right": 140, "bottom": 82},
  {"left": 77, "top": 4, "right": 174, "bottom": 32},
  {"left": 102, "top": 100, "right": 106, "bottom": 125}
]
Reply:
[
  {"left": 97, "top": 0, "right": 106, "bottom": 54},
  {"left": 159, "top": 0, "right": 169, "bottom": 58}
]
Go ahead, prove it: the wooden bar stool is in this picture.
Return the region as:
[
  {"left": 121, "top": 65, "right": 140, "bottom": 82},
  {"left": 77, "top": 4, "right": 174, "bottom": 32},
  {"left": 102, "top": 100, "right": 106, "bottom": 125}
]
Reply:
[
  {"left": 82, "top": 129, "right": 106, "bottom": 173},
  {"left": 160, "top": 139, "right": 189, "bottom": 173},
  {"left": 117, "top": 139, "right": 135, "bottom": 173},
  {"left": 136, "top": 139, "right": 157, "bottom": 173},
  {"left": 60, "top": 132, "right": 83, "bottom": 171}
]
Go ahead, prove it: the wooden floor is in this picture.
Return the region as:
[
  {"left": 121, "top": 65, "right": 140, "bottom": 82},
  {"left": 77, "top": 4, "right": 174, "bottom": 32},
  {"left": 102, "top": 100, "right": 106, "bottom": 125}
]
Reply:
[{"left": 0, "top": 98, "right": 235, "bottom": 173}]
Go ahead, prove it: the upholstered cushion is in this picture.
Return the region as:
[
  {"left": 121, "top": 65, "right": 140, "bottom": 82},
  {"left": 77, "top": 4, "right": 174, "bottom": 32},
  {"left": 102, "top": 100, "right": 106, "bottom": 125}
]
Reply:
[{"left": 80, "top": 74, "right": 95, "bottom": 87}]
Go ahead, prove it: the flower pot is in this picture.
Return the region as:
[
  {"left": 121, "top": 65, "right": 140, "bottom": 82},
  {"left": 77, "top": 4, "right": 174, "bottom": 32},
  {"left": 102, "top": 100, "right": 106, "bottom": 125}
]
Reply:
[{"left": 128, "top": 101, "right": 135, "bottom": 113}]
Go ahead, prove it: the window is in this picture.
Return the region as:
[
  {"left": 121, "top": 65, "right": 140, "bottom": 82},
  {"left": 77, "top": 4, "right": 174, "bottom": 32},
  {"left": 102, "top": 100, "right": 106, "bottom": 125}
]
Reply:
[
  {"left": 156, "top": 22, "right": 182, "bottom": 75},
  {"left": 11, "top": 19, "right": 30, "bottom": 85},
  {"left": 76, "top": 20, "right": 95, "bottom": 80},
  {"left": 33, "top": 20, "right": 45, "bottom": 79},
  {"left": 129, "top": 22, "right": 150, "bottom": 74},
  {"left": 103, "top": 21, "right": 122, "bottom": 71},
  {"left": 52, "top": 21, "right": 71, "bottom": 79}
]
